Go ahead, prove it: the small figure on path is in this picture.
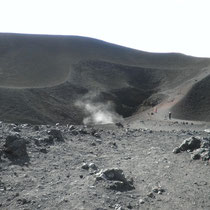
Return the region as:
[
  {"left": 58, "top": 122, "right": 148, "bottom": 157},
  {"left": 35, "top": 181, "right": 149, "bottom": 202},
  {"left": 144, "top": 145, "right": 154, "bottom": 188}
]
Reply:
[
  {"left": 154, "top": 107, "right": 157, "bottom": 113},
  {"left": 169, "top": 112, "right": 172, "bottom": 120}
]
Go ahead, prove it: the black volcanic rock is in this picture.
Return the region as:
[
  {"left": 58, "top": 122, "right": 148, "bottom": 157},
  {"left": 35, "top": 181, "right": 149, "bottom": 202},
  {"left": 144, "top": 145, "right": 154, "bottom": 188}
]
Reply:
[
  {"left": 4, "top": 134, "right": 27, "bottom": 158},
  {"left": 48, "top": 129, "right": 64, "bottom": 142}
]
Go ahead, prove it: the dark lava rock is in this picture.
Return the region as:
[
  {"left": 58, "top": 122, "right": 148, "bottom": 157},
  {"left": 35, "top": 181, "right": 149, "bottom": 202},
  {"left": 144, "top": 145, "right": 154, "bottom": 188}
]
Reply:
[
  {"left": 174, "top": 136, "right": 210, "bottom": 161},
  {"left": 5, "top": 134, "right": 20, "bottom": 145},
  {"left": 199, "top": 149, "right": 210, "bottom": 161},
  {"left": 4, "top": 134, "right": 27, "bottom": 158},
  {"left": 96, "top": 168, "right": 134, "bottom": 191},
  {"left": 89, "top": 162, "right": 98, "bottom": 170},
  {"left": 68, "top": 125, "right": 75, "bottom": 130},
  {"left": 201, "top": 137, "right": 210, "bottom": 148},
  {"left": 79, "top": 128, "right": 88, "bottom": 135},
  {"left": 40, "top": 148, "right": 47, "bottom": 153},
  {"left": 106, "top": 180, "right": 127, "bottom": 191},
  {"left": 115, "top": 122, "right": 124, "bottom": 128},
  {"left": 34, "top": 136, "right": 54, "bottom": 146},
  {"left": 173, "top": 147, "right": 181, "bottom": 154},
  {"left": 48, "top": 129, "right": 64, "bottom": 142},
  {"left": 93, "top": 132, "right": 101, "bottom": 138},
  {"left": 13, "top": 127, "right": 21, "bottom": 132},
  {"left": 71, "top": 130, "right": 79, "bottom": 136},
  {"left": 42, "top": 136, "right": 54, "bottom": 145},
  {"left": 81, "top": 163, "right": 89, "bottom": 170},
  {"left": 17, "top": 198, "right": 30, "bottom": 205},
  {"left": 91, "top": 129, "right": 101, "bottom": 138},
  {"left": 33, "top": 125, "right": 39, "bottom": 131},
  {"left": 0, "top": 150, "right": 3, "bottom": 161},
  {"left": 178, "top": 136, "right": 201, "bottom": 152},
  {"left": 139, "top": 199, "right": 145, "bottom": 204},
  {"left": 147, "top": 192, "right": 155, "bottom": 199},
  {"left": 191, "top": 152, "right": 201, "bottom": 160}
]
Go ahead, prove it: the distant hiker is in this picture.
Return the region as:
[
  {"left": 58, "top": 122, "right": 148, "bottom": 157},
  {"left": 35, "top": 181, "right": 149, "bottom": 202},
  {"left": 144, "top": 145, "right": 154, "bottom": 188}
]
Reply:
[
  {"left": 154, "top": 107, "right": 157, "bottom": 113},
  {"left": 169, "top": 112, "right": 172, "bottom": 120}
]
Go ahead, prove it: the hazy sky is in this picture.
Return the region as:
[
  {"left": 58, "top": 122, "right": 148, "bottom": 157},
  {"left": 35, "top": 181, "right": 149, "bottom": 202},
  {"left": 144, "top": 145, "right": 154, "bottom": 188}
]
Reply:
[{"left": 0, "top": 0, "right": 209, "bottom": 57}]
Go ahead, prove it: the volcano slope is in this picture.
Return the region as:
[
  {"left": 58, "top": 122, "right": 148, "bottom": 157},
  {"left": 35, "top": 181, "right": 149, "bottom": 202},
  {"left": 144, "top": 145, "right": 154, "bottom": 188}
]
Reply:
[
  {"left": 0, "top": 32, "right": 210, "bottom": 124},
  {"left": 0, "top": 33, "right": 210, "bottom": 210}
]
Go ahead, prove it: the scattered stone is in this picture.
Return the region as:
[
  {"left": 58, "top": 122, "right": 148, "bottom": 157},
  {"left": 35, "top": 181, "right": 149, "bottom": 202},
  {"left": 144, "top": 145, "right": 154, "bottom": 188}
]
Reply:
[
  {"left": 95, "top": 168, "right": 134, "bottom": 191},
  {"left": 48, "top": 129, "right": 64, "bottom": 142},
  {"left": 34, "top": 139, "right": 41, "bottom": 146},
  {"left": 42, "top": 136, "right": 54, "bottom": 145},
  {"left": 68, "top": 125, "right": 75, "bottom": 130},
  {"left": 139, "top": 199, "right": 145, "bottom": 204},
  {"left": 89, "top": 162, "right": 98, "bottom": 170},
  {"left": 33, "top": 125, "right": 39, "bottom": 131},
  {"left": 94, "top": 132, "right": 101, "bottom": 138},
  {"left": 173, "top": 147, "right": 181, "bottom": 154},
  {"left": 81, "top": 163, "right": 89, "bottom": 170},
  {"left": 201, "top": 137, "right": 210, "bottom": 148},
  {"left": 191, "top": 148, "right": 204, "bottom": 160},
  {"left": 0, "top": 150, "right": 3, "bottom": 161},
  {"left": 17, "top": 198, "right": 30, "bottom": 205},
  {"left": 114, "top": 204, "right": 124, "bottom": 210},
  {"left": 79, "top": 128, "right": 88, "bottom": 135},
  {"left": 147, "top": 192, "right": 155, "bottom": 199},
  {"left": 127, "top": 203, "right": 133, "bottom": 209},
  {"left": 90, "top": 142, "right": 96, "bottom": 146},
  {"left": 13, "top": 127, "right": 21, "bottom": 132},
  {"left": 40, "top": 148, "right": 47, "bottom": 153},
  {"left": 4, "top": 134, "right": 27, "bottom": 158},
  {"left": 152, "top": 187, "right": 159, "bottom": 193},
  {"left": 204, "top": 129, "right": 210, "bottom": 133},
  {"left": 115, "top": 122, "right": 124, "bottom": 128},
  {"left": 71, "top": 130, "right": 79, "bottom": 136},
  {"left": 200, "top": 149, "right": 210, "bottom": 161},
  {"left": 95, "top": 139, "right": 102, "bottom": 144}
]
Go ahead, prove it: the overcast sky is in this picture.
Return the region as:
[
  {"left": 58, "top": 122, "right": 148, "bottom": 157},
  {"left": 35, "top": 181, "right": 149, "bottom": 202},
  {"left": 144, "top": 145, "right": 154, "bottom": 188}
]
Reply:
[{"left": 0, "top": 0, "right": 209, "bottom": 57}]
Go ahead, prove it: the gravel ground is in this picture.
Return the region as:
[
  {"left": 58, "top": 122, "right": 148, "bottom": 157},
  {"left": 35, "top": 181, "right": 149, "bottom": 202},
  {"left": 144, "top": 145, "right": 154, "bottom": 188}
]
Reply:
[{"left": 0, "top": 120, "right": 209, "bottom": 210}]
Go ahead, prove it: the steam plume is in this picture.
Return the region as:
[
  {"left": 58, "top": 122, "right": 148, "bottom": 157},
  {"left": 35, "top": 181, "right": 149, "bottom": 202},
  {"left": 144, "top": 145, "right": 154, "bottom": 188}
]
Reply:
[{"left": 76, "top": 91, "right": 123, "bottom": 125}]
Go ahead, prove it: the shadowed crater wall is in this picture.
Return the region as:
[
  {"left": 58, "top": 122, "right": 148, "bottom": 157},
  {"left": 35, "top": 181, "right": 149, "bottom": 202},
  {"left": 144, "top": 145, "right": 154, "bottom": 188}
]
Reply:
[{"left": 172, "top": 75, "right": 210, "bottom": 122}]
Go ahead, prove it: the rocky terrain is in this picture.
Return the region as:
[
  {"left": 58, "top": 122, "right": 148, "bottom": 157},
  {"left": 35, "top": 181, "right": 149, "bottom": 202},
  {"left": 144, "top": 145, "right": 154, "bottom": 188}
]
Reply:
[
  {"left": 0, "top": 33, "right": 210, "bottom": 210},
  {"left": 0, "top": 119, "right": 209, "bottom": 210}
]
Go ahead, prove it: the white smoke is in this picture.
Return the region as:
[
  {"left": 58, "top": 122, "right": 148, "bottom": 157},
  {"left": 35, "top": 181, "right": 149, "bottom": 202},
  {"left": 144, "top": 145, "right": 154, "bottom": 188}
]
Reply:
[{"left": 76, "top": 91, "right": 123, "bottom": 125}]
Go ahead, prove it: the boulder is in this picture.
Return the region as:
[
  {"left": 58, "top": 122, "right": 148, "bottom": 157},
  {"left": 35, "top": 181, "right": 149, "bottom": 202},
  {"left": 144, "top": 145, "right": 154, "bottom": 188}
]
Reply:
[
  {"left": 48, "top": 129, "right": 64, "bottom": 142},
  {"left": 174, "top": 136, "right": 210, "bottom": 161},
  {"left": 180, "top": 136, "right": 201, "bottom": 151},
  {"left": 178, "top": 136, "right": 201, "bottom": 152},
  {"left": 95, "top": 168, "right": 134, "bottom": 191},
  {"left": 4, "top": 134, "right": 27, "bottom": 158}
]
